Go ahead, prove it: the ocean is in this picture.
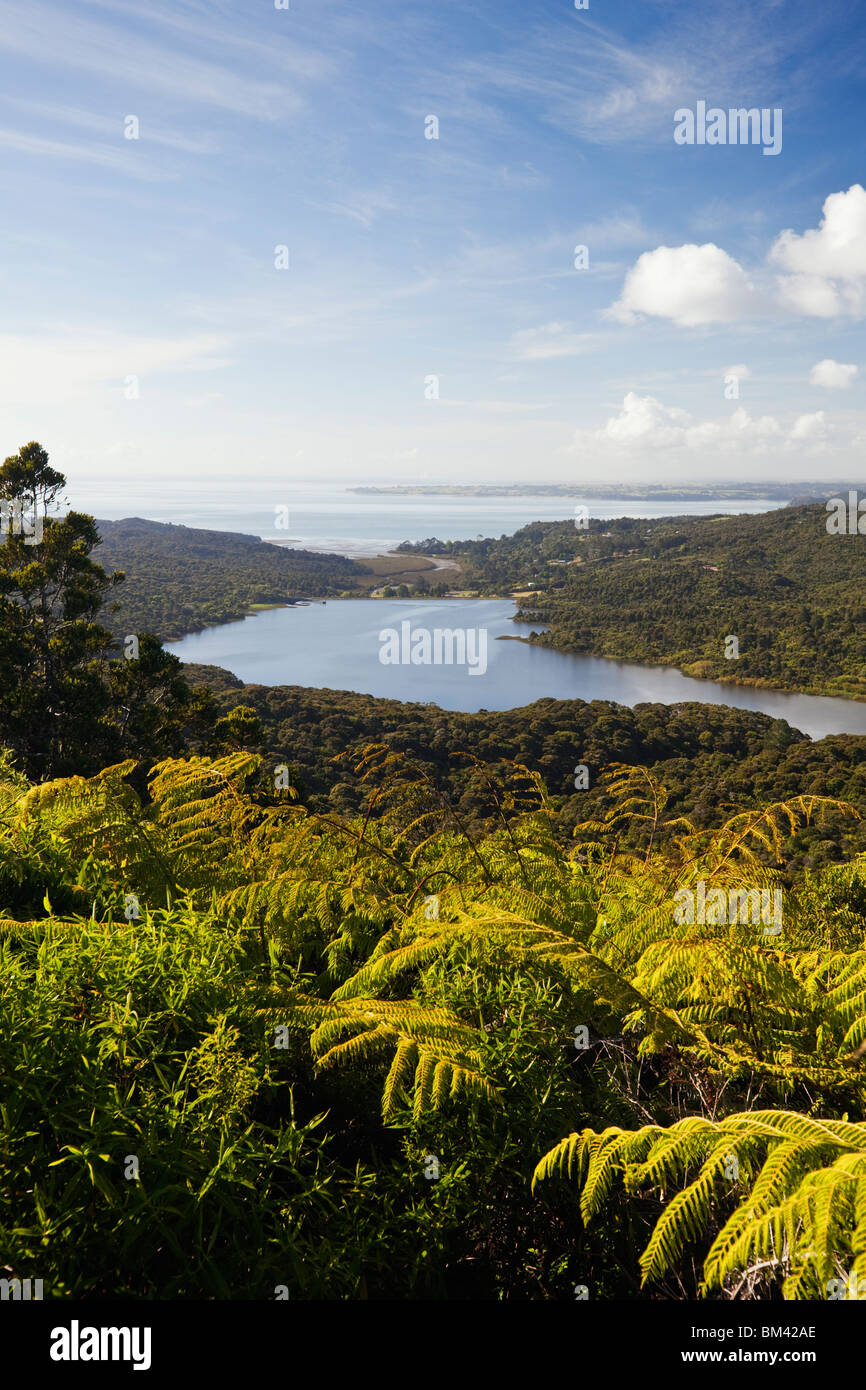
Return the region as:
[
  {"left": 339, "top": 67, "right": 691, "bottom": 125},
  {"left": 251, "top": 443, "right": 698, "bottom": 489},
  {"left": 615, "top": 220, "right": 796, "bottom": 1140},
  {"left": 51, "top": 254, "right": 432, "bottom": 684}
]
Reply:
[{"left": 70, "top": 479, "right": 788, "bottom": 558}]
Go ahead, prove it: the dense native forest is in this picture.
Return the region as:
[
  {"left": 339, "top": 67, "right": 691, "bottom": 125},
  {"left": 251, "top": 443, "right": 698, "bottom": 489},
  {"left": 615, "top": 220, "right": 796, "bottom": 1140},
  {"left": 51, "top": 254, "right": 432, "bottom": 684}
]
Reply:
[
  {"left": 398, "top": 504, "right": 866, "bottom": 700},
  {"left": 182, "top": 667, "right": 866, "bottom": 873},
  {"left": 95, "top": 517, "right": 367, "bottom": 640},
  {"left": 3, "top": 445, "right": 866, "bottom": 1301}
]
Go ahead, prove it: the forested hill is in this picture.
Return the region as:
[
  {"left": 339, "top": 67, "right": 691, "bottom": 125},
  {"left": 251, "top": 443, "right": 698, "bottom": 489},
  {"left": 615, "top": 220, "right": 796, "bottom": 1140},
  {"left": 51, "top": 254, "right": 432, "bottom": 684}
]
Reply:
[
  {"left": 94, "top": 517, "right": 365, "bottom": 639},
  {"left": 180, "top": 668, "right": 866, "bottom": 872},
  {"left": 398, "top": 502, "right": 866, "bottom": 699}
]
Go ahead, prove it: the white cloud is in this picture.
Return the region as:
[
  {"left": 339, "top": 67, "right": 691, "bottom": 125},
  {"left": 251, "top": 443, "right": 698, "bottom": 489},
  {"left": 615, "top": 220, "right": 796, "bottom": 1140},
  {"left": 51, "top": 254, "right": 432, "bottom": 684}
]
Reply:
[
  {"left": 598, "top": 392, "right": 690, "bottom": 445},
  {"left": 790, "top": 410, "right": 827, "bottom": 440},
  {"left": 771, "top": 185, "right": 866, "bottom": 316},
  {"left": 809, "top": 358, "right": 858, "bottom": 389},
  {"left": 607, "top": 244, "right": 757, "bottom": 326},
  {"left": 610, "top": 186, "right": 866, "bottom": 325},
  {"left": 570, "top": 392, "right": 831, "bottom": 461},
  {"left": 724, "top": 364, "right": 751, "bottom": 380},
  {"left": 774, "top": 273, "right": 843, "bottom": 318}
]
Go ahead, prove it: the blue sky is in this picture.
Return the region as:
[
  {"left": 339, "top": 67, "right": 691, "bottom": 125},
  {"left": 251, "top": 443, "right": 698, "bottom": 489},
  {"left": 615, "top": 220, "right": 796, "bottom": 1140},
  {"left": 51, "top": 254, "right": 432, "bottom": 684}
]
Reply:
[{"left": 0, "top": 0, "right": 864, "bottom": 486}]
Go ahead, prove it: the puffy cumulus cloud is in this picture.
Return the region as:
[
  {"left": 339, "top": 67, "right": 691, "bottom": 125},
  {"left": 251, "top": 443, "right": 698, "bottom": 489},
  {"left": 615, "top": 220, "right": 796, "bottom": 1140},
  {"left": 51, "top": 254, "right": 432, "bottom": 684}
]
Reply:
[
  {"left": 724, "top": 363, "right": 751, "bottom": 380},
  {"left": 790, "top": 410, "right": 827, "bottom": 440},
  {"left": 810, "top": 358, "right": 858, "bottom": 389},
  {"left": 771, "top": 186, "right": 866, "bottom": 316},
  {"left": 609, "top": 186, "right": 866, "bottom": 325},
  {"left": 607, "top": 243, "right": 757, "bottom": 326},
  {"left": 774, "top": 273, "right": 843, "bottom": 318},
  {"left": 598, "top": 391, "right": 690, "bottom": 444},
  {"left": 594, "top": 394, "right": 782, "bottom": 450},
  {"left": 723, "top": 403, "right": 778, "bottom": 443},
  {"left": 569, "top": 393, "right": 834, "bottom": 463}
]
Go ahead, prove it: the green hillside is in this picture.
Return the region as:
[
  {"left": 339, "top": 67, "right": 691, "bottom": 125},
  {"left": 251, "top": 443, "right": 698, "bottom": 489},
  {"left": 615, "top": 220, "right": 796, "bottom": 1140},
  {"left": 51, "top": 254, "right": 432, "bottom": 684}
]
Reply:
[
  {"left": 95, "top": 517, "right": 366, "bottom": 640},
  {"left": 398, "top": 503, "right": 866, "bottom": 699},
  {"left": 180, "top": 670, "right": 866, "bottom": 873}
]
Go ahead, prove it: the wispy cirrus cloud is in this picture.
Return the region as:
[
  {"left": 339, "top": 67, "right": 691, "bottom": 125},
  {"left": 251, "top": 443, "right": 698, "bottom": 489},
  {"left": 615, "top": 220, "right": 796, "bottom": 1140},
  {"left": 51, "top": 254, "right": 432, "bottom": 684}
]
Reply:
[
  {"left": 77, "top": 0, "right": 333, "bottom": 80},
  {"left": 0, "top": 329, "right": 232, "bottom": 405},
  {"left": 439, "top": 398, "right": 551, "bottom": 413},
  {"left": 0, "top": 128, "right": 184, "bottom": 181},
  {"left": 509, "top": 323, "right": 600, "bottom": 360},
  {"left": 437, "top": 3, "right": 818, "bottom": 149},
  {"left": 308, "top": 190, "right": 400, "bottom": 228},
  {"left": 0, "top": 1, "right": 313, "bottom": 120},
  {"left": 0, "top": 96, "right": 220, "bottom": 154}
]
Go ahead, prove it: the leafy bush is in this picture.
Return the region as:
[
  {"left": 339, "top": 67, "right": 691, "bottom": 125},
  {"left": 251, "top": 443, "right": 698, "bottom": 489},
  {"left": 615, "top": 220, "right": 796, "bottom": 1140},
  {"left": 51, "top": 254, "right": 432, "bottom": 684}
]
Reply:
[{"left": 2, "top": 749, "right": 866, "bottom": 1299}]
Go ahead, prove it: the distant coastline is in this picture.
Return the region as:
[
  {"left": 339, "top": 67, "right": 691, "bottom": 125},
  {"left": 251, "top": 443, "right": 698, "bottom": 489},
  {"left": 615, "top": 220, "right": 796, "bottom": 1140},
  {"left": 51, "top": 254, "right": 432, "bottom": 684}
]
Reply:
[{"left": 348, "top": 482, "right": 857, "bottom": 501}]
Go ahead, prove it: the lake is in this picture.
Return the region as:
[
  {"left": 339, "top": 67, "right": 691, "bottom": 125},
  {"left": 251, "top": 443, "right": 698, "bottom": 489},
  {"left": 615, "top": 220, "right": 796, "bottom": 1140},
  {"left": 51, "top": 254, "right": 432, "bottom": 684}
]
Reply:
[{"left": 170, "top": 599, "right": 866, "bottom": 741}]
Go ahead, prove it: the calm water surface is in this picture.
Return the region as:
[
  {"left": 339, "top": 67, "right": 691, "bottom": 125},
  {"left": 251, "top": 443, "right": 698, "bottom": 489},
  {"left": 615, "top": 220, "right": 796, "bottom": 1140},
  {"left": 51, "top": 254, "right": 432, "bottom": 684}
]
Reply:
[
  {"left": 170, "top": 599, "right": 866, "bottom": 740},
  {"left": 73, "top": 479, "right": 787, "bottom": 556}
]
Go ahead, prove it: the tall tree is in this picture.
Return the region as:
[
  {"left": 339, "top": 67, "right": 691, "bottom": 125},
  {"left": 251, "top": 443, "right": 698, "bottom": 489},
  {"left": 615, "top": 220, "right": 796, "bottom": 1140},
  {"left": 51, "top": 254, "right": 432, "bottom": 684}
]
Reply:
[
  {"left": 0, "top": 503, "right": 119, "bottom": 774},
  {"left": 0, "top": 440, "right": 66, "bottom": 518},
  {"left": 0, "top": 443, "right": 213, "bottom": 776}
]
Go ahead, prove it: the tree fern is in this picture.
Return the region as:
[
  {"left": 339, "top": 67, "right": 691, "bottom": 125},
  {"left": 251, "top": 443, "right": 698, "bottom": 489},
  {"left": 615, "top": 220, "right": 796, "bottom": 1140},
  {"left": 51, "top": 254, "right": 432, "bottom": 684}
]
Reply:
[
  {"left": 254, "top": 991, "right": 499, "bottom": 1120},
  {"left": 534, "top": 1110, "right": 866, "bottom": 1298}
]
